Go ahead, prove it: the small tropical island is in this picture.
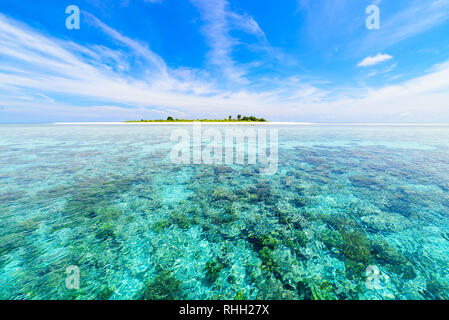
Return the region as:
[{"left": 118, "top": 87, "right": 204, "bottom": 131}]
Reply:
[{"left": 125, "top": 115, "right": 268, "bottom": 123}]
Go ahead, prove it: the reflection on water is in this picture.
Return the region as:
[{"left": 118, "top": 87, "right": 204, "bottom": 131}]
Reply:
[{"left": 0, "top": 124, "right": 448, "bottom": 300}]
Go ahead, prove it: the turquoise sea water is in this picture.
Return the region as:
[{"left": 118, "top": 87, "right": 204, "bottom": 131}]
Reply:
[{"left": 1, "top": 123, "right": 449, "bottom": 300}]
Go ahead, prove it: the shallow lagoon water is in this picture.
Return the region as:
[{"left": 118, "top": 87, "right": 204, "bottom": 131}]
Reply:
[{"left": 1, "top": 123, "right": 449, "bottom": 300}]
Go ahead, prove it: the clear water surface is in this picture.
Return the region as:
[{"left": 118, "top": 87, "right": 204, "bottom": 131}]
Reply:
[{"left": 0, "top": 124, "right": 448, "bottom": 300}]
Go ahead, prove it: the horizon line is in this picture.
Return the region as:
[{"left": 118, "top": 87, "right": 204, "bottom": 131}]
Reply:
[{"left": 1, "top": 121, "right": 448, "bottom": 126}]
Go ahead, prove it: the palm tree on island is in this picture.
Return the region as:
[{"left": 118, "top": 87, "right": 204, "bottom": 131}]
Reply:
[{"left": 127, "top": 115, "right": 267, "bottom": 123}]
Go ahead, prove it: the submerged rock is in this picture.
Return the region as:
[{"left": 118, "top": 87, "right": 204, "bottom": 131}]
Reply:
[
  {"left": 204, "top": 260, "right": 224, "bottom": 284},
  {"left": 214, "top": 166, "right": 234, "bottom": 175},
  {"left": 422, "top": 278, "right": 449, "bottom": 300},
  {"left": 211, "top": 187, "right": 236, "bottom": 201},
  {"left": 291, "top": 196, "right": 308, "bottom": 208},
  {"left": 139, "top": 271, "right": 183, "bottom": 300},
  {"left": 384, "top": 197, "right": 414, "bottom": 218},
  {"left": 349, "top": 175, "right": 381, "bottom": 189},
  {"left": 361, "top": 212, "right": 411, "bottom": 233}
]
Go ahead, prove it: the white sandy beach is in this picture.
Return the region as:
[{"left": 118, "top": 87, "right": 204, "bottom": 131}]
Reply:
[
  {"left": 53, "top": 122, "right": 449, "bottom": 126},
  {"left": 54, "top": 122, "right": 315, "bottom": 125}
]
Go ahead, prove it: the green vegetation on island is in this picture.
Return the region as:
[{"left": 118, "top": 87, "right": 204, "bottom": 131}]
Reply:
[{"left": 125, "top": 115, "right": 267, "bottom": 123}]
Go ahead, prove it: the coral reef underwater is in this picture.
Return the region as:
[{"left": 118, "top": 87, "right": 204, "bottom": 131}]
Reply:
[{"left": 0, "top": 124, "right": 449, "bottom": 300}]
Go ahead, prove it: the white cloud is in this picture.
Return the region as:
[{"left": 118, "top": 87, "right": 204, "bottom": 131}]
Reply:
[
  {"left": 367, "top": 63, "right": 397, "bottom": 77},
  {"left": 357, "top": 53, "right": 393, "bottom": 67},
  {"left": 357, "top": 0, "right": 449, "bottom": 53},
  {"left": 0, "top": 13, "right": 449, "bottom": 123},
  {"left": 85, "top": 12, "right": 168, "bottom": 77},
  {"left": 189, "top": 0, "right": 269, "bottom": 83}
]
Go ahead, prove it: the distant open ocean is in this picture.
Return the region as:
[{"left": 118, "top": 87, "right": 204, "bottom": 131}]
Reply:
[{"left": 1, "top": 123, "right": 448, "bottom": 300}]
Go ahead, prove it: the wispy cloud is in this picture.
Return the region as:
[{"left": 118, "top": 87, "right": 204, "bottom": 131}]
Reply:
[
  {"left": 357, "top": 53, "right": 393, "bottom": 67},
  {"left": 85, "top": 12, "right": 168, "bottom": 77},
  {"left": 189, "top": 0, "right": 269, "bottom": 83},
  {"left": 0, "top": 12, "right": 449, "bottom": 123},
  {"left": 359, "top": 0, "right": 449, "bottom": 52},
  {"left": 367, "top": 63, "right": 397, "bottom": 77}
]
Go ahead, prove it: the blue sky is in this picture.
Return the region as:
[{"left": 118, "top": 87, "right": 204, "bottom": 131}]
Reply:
[{"left": 0, "top": 0, "right": 449, "bottom": 122}]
